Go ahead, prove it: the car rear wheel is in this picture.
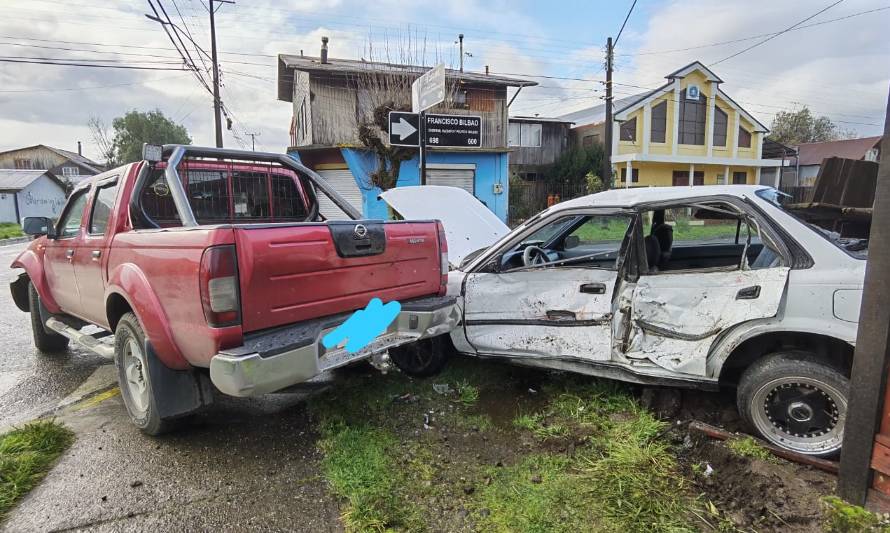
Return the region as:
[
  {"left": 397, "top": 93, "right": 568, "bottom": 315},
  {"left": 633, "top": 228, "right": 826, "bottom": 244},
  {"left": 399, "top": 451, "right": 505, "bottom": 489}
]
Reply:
[
  {"left": 737, "top": 352, "right": 848, "bottom": 458},
  {"left": 390, "top": 335, "right": 451, "bottom": 377},
  {"left": 28, "top": 282, "right": 69, "bottom": 353},
  {"left": 114, "top": 312, "right": 176, "bottom": 435}
]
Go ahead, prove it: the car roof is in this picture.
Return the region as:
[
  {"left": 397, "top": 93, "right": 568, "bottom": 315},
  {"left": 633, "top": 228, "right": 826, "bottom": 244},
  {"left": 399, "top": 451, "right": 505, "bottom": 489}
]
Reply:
[{"left": 554, "top": 185, "right": 772, "bottom": 211}]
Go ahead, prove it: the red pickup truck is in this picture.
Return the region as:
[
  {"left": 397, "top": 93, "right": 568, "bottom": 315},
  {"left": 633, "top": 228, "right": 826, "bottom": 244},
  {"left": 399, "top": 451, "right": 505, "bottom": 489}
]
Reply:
[{"left": 10, "top": 145, "right": 457, "bottom": 434}]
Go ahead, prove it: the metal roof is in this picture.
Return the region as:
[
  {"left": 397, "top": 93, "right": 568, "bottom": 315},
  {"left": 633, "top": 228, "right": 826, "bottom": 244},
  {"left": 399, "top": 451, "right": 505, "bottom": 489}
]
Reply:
[
  {"left": 509, "top": 115, "right": 574, "bottom": 124},
  {"left": 277, "top": 54, "right": 537, "bottom": 102},
  {"left": 0, "top": 144, "right": 103, "bottom": 174},
  {"left": 796, "top": 136, "right": 882, "bottom": 166},
  {"left": 557, "top": 93, "right": 650, "bottom": 128},
  {"left": 0, "top": 169, "right": 55, "bottom": 191}
]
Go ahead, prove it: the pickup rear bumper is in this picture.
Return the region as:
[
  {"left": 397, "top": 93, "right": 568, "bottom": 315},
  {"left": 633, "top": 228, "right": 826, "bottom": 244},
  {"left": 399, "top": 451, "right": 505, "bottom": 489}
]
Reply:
[{"left": 209, "top": 296, "right": 459, "bottom": 397}]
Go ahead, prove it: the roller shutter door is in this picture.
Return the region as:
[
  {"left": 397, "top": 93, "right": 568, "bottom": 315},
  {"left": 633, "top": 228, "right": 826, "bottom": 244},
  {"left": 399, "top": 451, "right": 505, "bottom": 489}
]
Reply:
[
  {"left": 315, "top": 168, "right": 363, "bottom": 220},
  {"left": 426, "top": 167, "right": 475, "bottom": 194}
]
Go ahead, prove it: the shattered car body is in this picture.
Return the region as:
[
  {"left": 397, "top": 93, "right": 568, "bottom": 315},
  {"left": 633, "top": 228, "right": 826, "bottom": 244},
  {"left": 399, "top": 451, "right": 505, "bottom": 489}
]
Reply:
[{"left": 383, "top": 185, "right": 865, "bottom": 457}]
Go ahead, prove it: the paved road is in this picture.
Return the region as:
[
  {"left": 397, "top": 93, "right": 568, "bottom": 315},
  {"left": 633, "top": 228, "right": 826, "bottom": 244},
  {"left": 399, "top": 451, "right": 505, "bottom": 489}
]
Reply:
[{"left": 0, "top": 242, "right": 343, "bottom": 532}]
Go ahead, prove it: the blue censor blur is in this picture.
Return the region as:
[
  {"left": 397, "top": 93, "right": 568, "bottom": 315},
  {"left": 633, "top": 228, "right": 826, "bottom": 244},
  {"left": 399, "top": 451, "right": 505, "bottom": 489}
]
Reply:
[{"left": 322, "top": 298, "right": 402, "bottom": 354}]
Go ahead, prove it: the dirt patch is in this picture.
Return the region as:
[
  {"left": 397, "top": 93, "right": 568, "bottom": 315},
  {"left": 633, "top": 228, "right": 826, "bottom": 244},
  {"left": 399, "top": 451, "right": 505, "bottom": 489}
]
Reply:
[{"left": 679, "top": 435, "right": 835, "bottom": 532}]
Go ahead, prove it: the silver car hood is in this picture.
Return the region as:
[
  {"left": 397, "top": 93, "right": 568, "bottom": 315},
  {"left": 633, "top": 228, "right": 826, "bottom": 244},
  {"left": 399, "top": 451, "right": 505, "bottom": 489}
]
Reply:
[{"left": 379, "top": 186, "right": 510, "bottom": 267}]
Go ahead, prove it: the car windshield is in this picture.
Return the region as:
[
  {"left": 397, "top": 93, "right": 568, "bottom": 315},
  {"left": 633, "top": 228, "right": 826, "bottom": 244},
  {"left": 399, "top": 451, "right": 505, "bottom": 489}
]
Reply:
[{"left": 756, "top": 188, "right": 868, "bottom": 259}]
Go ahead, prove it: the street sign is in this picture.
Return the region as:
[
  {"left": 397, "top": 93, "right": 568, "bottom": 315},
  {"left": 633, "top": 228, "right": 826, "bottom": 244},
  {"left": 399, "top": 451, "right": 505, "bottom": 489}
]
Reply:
[
  {"left": 424, "top": 114, "right": 482, "bottom": 148},
  {"left": 387, "top": 111, "right": 420, "bottom": 147},
  {"left": 412, "top": 63, "right": 446, "bottom": 113}
]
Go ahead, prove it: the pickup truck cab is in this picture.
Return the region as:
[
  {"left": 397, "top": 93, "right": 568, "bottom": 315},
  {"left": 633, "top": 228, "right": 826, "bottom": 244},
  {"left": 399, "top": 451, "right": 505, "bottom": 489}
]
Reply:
[{"left": 11, "top": 145, "right": 457, "bottom": 434}]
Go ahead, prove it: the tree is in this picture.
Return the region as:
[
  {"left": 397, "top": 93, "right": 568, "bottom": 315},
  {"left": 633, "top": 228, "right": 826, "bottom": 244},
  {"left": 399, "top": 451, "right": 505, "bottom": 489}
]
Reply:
[
  {"left": 768, "top": 106, "right": 854, "bottom": 145},
  {"left": 549, "top": 143, "right": 606, "bottom": 189},
  {"left": 90, "top": 110, "right": 191, "bottom": 167}
]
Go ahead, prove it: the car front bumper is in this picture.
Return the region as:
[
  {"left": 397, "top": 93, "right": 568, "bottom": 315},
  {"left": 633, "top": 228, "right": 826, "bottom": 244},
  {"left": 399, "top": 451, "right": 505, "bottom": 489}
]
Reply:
[{"left": 209, "top": 296, "right": 459, "bottom": 397}]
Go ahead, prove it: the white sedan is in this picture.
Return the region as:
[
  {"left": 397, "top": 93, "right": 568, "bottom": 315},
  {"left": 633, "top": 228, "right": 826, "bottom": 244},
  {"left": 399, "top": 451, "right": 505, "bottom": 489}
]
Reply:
[{"left": 384, "top": 185, "right": 865, "bottom": 457}]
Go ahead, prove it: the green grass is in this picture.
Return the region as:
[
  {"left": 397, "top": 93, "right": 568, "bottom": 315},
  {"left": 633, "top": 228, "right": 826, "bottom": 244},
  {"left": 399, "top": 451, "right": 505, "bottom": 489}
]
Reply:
[
  {"left": 726, "top": 436, "right": 775, "bottom": 462},
  {"left": 821, "top": 495, "right": 889, "bottom": 532},
  {"left": 455, "top": 379, "right": 479, "bottom": 406},
  {"left": 0, "top": 419, "right": 74, "bottom": 520},
  {"left": 572, "top": 219, "right": 742, "bottom": 244},
  {"left": 0, "top": 223, "right": 23, "bottom": 240}
]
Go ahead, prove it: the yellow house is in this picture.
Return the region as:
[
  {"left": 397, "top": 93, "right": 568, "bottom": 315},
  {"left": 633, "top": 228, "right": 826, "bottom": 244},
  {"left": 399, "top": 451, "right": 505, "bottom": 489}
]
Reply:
[{"left": 563, "top": 61, "right": 782, "bottom": 187}]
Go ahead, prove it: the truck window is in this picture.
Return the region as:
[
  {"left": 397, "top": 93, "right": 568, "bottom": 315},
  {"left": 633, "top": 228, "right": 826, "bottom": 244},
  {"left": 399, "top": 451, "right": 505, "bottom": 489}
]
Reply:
[
  {"left": 89, "top": 181, "right": 119, "bottom": 235},
  {"left": 57, "top": 190, "right": 89, "bottom": 239},
  {"left": 139, "top": 165, "right": 310, "bottom": 227}
]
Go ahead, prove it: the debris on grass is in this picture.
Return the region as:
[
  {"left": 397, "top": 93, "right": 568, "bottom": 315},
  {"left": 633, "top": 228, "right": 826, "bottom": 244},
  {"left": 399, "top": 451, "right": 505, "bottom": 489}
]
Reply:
[
  {"left": 726, "top": 436, "right": 775, "bottom": 462},
  {"left": 0, "top": 419, "right": 74, "bottom": 520}
]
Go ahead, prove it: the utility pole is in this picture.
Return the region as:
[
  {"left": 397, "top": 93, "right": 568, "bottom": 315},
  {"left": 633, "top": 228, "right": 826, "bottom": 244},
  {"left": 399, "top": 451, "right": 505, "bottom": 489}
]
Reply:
[
  {"left": 208, "top": 0, "right": 233, "bottom": 148},
  {"left": 602, "top": 37, "right": 613, "bottom": 188},
  {"left": 247, "top": 132, "right": 259, "bottom": 151},
  {"left": 459, "top": 34, "right": 464, "bottom": 72}
]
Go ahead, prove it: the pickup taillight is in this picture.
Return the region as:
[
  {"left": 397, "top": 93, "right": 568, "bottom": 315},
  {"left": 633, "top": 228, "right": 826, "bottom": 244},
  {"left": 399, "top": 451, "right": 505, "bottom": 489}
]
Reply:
[
  {"left": 436, "top": 220, "right": 448, "bottom": 295},
  {"left": 199, "top": 245, "right": 241, "bottom": 327}
]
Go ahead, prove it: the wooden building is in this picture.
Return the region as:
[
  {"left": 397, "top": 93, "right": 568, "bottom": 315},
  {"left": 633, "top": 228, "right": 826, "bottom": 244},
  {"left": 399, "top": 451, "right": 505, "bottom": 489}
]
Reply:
[{"left": 508, "top": 116, "right": 573, "bottom": 180}]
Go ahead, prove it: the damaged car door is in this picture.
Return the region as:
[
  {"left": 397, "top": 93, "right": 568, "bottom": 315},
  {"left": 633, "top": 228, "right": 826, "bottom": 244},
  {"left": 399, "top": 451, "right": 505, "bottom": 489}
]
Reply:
[
  {"left": 463, "top": 211, "right": 634, "bottom": 360},
  {"left": 618, "top": 202, "right": 790, "bottom": 376}
]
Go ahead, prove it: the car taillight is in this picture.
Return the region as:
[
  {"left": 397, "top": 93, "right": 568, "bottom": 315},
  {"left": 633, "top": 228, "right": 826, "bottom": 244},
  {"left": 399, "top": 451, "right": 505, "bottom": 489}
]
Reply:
[
  {"left": 199, "top": 245, "right": 241, "bottom": 327},
  {"left": 436, "top": 220, "right": 448, "bottom": 295}
]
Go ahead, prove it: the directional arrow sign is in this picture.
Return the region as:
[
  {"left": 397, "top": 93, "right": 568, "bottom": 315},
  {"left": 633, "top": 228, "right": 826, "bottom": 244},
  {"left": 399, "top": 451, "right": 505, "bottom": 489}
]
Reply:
[{"left": 388, "top": 111, "right": 420, "bottom": 147}]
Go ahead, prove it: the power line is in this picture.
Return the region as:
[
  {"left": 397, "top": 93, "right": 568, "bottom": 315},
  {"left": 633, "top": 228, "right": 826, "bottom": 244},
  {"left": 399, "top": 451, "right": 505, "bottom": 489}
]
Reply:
[
  {"left": 709, "top": 0, "right": 846, "bottom": 67},
  {"left": 0, "top": 57, "right": 188, "bottom": 70},
  {"left": 613, "top": 0, "right": 638, "bottom": 46},
  {"left": 0, "top": 74, "right": 187, "bottom": 93}
]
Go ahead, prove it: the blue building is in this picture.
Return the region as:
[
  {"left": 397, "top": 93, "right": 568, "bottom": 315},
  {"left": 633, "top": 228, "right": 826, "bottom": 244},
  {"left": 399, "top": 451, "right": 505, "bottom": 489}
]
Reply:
[{"left": 276, "top": 40, "right": 535, "bottom": 222}]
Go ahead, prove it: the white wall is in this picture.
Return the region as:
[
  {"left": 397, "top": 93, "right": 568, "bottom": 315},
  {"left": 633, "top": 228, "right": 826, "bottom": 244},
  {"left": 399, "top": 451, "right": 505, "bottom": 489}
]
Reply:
[
  {"left": 16, "top": 175, "right": 66, "bottom": 222},
  {"left": 0, "top": 194, "right": 17, "bottom": 223}
]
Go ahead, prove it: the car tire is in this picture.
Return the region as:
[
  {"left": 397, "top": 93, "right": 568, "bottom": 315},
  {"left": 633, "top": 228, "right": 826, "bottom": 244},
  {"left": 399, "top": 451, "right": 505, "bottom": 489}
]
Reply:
[
  {"left": 390, "top": 335, "right": 452, "bottom": 378},
  {"left": 28, "top": 282, "right": 69, "bottom": 353},
  {"left": 114, "top": 312, "right": 176, "bottom": 436},
  {"left": 737, "top": 352, "right": 848, "bottom": 458}
]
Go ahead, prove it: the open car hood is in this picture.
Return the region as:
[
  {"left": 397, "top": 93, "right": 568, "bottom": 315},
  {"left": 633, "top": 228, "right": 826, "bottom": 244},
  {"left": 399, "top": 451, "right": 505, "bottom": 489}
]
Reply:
[{"left": 379, "top": 186, "right": 510, "bottom": 267}]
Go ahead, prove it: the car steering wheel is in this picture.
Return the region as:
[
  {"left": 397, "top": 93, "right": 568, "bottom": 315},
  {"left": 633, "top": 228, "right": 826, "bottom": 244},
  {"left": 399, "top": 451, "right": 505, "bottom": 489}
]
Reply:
[{"left": 522, "top": 245, "right": 548, "bottom": 267}]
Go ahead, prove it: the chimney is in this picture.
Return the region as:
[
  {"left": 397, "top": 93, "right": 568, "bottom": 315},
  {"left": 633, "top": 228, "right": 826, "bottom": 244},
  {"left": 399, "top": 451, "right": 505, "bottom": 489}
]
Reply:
[
  {"left": 485, "top": 65, "right": 489, "bottom": 75},
  {"left": 320, "top": 36, "right": 329, "bottom": 64},
  {"left": 77, "top": 141, "right": 82, "bottom": 156}
]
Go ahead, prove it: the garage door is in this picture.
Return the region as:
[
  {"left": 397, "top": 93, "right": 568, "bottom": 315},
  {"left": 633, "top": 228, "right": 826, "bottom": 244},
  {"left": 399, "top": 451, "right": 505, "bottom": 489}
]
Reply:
[
  {"left": 426, "top": 165, "right": 475, "bottom": 194},
  {"left": 315, "top": 168, "right": 363, "bottom": 220}
]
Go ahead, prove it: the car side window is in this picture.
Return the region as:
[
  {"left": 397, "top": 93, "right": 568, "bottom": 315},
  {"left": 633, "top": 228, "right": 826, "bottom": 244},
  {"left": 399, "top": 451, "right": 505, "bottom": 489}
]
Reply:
[
  {"left": 56, "top": 190, "right": 89, "bottom": 239},
  {"left": 89, "top": 181, "right": 119, "bottom": 235}
]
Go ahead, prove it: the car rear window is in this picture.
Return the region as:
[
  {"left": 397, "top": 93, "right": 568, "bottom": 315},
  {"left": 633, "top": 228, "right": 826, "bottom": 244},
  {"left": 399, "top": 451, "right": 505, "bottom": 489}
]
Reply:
[{"left": 140, "top": 164, "right": 310, "bottom": 227}]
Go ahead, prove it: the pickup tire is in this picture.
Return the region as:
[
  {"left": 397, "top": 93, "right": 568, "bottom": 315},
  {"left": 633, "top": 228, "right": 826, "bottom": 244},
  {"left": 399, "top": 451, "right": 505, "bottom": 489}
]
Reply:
[
  {"left": 28, "top": 282, "right": 69, "bottom": 353},
  {"left": 114, "top": 312, "right": 175, "bottom": 436},
  {"left": 737, "top": 352, "right": 848, "bottom": 458},
  {"left": 390, "top": 335, "right": 451, "bottom": 378}
]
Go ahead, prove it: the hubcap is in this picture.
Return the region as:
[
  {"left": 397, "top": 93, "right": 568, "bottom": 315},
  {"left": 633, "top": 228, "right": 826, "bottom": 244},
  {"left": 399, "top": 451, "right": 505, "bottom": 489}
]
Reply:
[
  {"left": 123, "top": 338, "right": 150, "bottom": 416},
  {"left": 751, "top": 377, "right": 845, "bottom": 455}
]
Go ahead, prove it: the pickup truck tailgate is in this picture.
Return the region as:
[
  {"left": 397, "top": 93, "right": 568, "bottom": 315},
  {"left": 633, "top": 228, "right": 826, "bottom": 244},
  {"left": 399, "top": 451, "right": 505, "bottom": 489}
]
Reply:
[{"left": 234, "top": 221, "right": 443, "bottom": 333}]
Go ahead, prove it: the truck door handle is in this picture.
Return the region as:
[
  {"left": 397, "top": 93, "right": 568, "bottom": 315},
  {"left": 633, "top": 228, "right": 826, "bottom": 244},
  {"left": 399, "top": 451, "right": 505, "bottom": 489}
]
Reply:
[
  {"left": 580, "top": 283, "right": 606, "bottom": 295},
  {"left": 91, "top": 250, "right": 101, "bottom": 260},
  {"left": 736, "top": 285, "right": 761, "bottom": 300},
  {"left": 65, "top": 249, "right": 74, "bottom": 259}
]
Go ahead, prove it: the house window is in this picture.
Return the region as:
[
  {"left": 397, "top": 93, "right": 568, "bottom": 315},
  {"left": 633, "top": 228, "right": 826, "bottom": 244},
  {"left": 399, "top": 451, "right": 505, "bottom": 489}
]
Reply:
[
  {"left": 650, "top": 101, "right": 667, "bottom": 143},
  {"left": 451, "top": 88, "right": 468, "bottom": 108},
  {"left": 733, "top": 171, "right": 747, "bottom": 184},
  {"left": 738, "top": 127, "right": 752, "bottom": 148},
  {"left": 509, "top": 123, "right": 542, "bottom": 147},
  {"left": 582, "top": 134, "right": 600, "bottom": 147},
  {"left": 14, "top": 158, "right": 32, "bottom": 169},
  {"left": 713, "top": 107, "right": 728, "bottom": 147},
  {"left": 678, "top": 88, "right": 707, "bottom": 145},
  {"left": 620, "top": 168, "right": 640, "bottom": 183},
  {"left": 619, "top": 117, "right": 637, "bottom": 142},
  {"left": 62, "top": 166, "right": 80, "bottom": 178},
  {"left": 672, "top": 170, "right": 704, "bottom": 186}
]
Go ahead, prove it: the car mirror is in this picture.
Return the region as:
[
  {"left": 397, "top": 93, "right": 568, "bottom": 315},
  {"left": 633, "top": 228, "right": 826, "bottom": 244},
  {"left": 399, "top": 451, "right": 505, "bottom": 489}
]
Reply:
[
  {"left": 21, "top": 216, "right": 55, "bottom": 238},
  {"left": 564, "top": 235, "right": 580, "bottom": 250}
]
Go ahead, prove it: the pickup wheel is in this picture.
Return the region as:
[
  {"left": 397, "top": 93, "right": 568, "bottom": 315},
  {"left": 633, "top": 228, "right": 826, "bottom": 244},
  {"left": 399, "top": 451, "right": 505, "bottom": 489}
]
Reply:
[
  {"left": 28, "top": 282, "right": 69, "bottom": 353},
  {"left": 114, "top": 312, "right": 175, "bottom": 436},
  {"left": 390, "top": 335, "right": 451, "bottom": 378},
  {"left": 737, "top": 352, "right": 848, "bottom": 458}
]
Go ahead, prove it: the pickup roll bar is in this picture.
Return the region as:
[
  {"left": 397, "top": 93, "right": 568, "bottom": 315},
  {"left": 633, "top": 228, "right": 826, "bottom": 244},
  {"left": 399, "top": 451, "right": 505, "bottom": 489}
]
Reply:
[{"left": 160, "top": 144, "right": 363, "bottom": 226}]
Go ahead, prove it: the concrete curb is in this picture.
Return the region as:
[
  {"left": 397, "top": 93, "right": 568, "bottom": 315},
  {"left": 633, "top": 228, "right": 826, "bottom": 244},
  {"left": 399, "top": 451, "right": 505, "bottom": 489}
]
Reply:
[{"left": 0, "top": 236, "right": 29, "bottom": 246}]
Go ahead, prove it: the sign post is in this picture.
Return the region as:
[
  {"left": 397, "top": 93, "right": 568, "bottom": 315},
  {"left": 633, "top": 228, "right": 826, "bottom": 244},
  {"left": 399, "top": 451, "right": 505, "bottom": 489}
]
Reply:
[{"left": 412, "top": 64, "right": 446, "bottom": 185}]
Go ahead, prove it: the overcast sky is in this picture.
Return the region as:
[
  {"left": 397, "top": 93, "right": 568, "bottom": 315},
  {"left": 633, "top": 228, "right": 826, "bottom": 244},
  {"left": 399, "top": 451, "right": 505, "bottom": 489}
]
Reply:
[{"left": 1, "top": 0, "right": 887, "bottom": 162}]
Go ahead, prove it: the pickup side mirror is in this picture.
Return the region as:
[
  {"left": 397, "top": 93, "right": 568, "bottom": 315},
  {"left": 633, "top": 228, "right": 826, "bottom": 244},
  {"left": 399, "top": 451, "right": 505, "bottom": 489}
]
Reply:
[{"left": 22, "top": 216, "right": 55, "bottom": 238}]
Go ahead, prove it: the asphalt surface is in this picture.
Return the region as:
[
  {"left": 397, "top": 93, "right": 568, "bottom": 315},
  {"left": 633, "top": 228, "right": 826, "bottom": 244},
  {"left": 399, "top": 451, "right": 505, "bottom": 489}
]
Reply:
[{"left": 0, "top": 241, "right": 344, "bottom": 532}]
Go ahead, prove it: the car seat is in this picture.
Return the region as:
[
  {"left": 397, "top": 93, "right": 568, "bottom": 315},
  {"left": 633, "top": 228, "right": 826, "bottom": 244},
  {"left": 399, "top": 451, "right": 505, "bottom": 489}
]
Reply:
[
  {"left": 644, "top": 235, "right": 661, "bottom": 273},
  {"left": 650, "top": 210, "right": 673, "bottom": 269}
]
